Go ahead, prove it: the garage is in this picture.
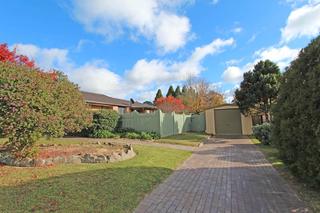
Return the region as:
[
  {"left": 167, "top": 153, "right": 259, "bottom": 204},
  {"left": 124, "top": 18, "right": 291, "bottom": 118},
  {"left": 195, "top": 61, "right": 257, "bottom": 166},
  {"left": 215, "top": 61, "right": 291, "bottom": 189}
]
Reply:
[
  {"left": 205, "top": 104, "right": 253, "bottom": 136},
  {"left": 214, "top": 108, "right": 242, "bottom": 135}
]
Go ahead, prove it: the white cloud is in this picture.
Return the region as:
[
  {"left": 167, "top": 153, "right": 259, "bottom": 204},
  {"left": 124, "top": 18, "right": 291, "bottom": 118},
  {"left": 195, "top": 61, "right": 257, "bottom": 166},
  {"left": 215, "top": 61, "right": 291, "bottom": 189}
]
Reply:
[
  {"left": 209, "top": 82, "right": 223, "bottom": 91},
  {"left": 247, "top": 34, "right": 257, "bottom": 43},
  {"left": 222, "top": 66, "right": 243, "bottom": 83},
  {"left": 281, "top": 2, "right": 320, "bottom": 42},
  {"left": 223, "top": 84, "right": 239, "bottom": 103},
  {"left": 226, "top": 58, "right": 243, "bottom": 66},
  {"left": 12, "top": 44, "right": 72, "bottom": 70},
  {"left": 222, "top": 45, "right": 299, "bottom": 85},
  {"left": 254, "top": 46, "right": 300, "bottom": 69},
  {"left": 71, "top": 0, "right": 192, "bottom": 53},
  {"left": 211, "top": 0, "right": 219, "bottom": 5},
  {"left": 125, "top": 59, "right": 171, "bottom": 90},
  {"left": 232, "top": 27, "right": 243, "bottom": 33},
  {"left": 75, "top": 39, "right": 94, "bottom": 52},
  {"left": 69, "top": 61, "right": 126, "bottom": 97},
  {"left": 12, "top": 37, "right": 234, "bottom": 101},
  {"left": 126, "top": 38, "right": 235, "bottom": 88},
  {"left": 155, "top": 12, "right": 191, "bottom": 52}
]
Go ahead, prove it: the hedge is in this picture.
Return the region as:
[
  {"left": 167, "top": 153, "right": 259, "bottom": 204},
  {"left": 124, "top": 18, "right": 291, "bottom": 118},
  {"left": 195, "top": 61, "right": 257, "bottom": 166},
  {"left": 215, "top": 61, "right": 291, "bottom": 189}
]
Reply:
[{"left": 272, "top": 35, "right": 320, "bottom": 188}]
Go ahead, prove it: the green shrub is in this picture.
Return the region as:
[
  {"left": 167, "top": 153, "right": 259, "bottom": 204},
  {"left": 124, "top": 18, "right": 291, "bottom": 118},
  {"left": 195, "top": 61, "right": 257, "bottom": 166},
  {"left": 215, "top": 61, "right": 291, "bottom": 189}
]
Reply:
[
  {"left": 116, "top": 128, "right": 136, "bottom": 134},
  {"left": 90, "top": 110, "right": 120, "bottom": 132},
  {"left": 140, "top": 132, "right": 153, "bottom": 140},
  {"left": 118, "top": 129, "right": 160, "bottom": 140},
  {"left": 149, "top": 132, "right": 161, "bottom": 140},
  {"left": 125, "top": 132, "right": 141, "bottom": 139},
  {"left": 0, "top": 63, "right": 91, "bottom": 156},
  {"left": 89, "top": 130, "right": 116, "bottom": 138},
  {"left": 252, "top": 123, "right": 271, "bottom": 145},
  {"left": 272, "top": 35, "right": 320, "bottom": 188}
]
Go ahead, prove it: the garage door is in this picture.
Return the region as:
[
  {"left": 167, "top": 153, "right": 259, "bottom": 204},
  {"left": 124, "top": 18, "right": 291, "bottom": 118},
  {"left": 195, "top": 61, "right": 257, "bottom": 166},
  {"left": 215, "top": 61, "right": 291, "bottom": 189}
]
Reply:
[{"left": 214, "top": 109, "right": 242, "bottom": 135}]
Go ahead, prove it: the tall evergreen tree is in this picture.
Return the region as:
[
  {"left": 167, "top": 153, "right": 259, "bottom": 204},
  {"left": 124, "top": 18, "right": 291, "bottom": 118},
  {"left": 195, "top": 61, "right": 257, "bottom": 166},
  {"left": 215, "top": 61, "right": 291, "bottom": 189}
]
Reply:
[
  {"left": 154, "top": 89, "right": 163, "bottom": 102},
  {"left": 174, "top": 86, "right": 182, "bottom": 97},
  {"left": 166, "top": 85, "right": 175, "bottom": 97},
  {"left": 235, "top": 60, "right": 281, "bottom": 121},
  {"left": 182, "top": 85, "right": 187, "bottom": 94},
  {"left": 272, "top": 35, "right": 320, "bottom": 188}
]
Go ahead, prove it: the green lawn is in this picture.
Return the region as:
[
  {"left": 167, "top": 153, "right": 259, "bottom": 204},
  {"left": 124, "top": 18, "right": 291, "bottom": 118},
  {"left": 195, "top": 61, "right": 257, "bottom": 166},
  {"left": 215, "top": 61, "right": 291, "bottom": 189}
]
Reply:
[
  {"left": 157, "top": 132, "right": 208, "bottom": 147},
  {"left": 0, "top": 144, "right": 191, "bottom": 212},
  {"left": 251, "top": 138, "right": 320, "bottom": 212}
]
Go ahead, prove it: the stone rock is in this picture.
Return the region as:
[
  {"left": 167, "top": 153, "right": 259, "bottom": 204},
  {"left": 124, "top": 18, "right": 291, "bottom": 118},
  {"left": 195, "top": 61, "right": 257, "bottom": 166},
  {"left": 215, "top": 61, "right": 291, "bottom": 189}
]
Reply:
[
  {"left": 94, "top": 155, "right": 107, "bottom": 163},
  {"left": 18, "top": 158, "right": 32, "bottom": 167},
  {"left": 66, "top": 155, "right": 81, "bottom": 164},
  {"left": 81, "top": 153, "right": 96, "bottom": 163},
  {"left": 52, "top": 156, "right": 65, "bottom": 165},
  {"left": 33, "top": 159, "right": 45, "bottom": 166},
  {"left": 0, "top": 143, "right": 136, "bottom": 166},
  {"left": 44, "top": 158, "right": 53, "bottom": 166}
]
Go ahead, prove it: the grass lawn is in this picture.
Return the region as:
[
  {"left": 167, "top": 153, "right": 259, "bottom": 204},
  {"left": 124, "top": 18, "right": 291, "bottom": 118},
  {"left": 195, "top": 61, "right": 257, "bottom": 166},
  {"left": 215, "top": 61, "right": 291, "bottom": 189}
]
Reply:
[
  {"left": 157, "top": 132, "right": 208, "bottom": 147},
  {"left": 0, "top": 143, "right": 191, "bottom": 212},
  {"left": 251, "top": 138, "right": 320, "bottom": 212}
]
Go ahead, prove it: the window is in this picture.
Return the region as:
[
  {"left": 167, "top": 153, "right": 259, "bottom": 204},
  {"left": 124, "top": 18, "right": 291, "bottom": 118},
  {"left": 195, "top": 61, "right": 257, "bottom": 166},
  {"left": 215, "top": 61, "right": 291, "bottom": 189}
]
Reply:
[{"left": 118, "top": 107, "right": 125, "bottom": 114}]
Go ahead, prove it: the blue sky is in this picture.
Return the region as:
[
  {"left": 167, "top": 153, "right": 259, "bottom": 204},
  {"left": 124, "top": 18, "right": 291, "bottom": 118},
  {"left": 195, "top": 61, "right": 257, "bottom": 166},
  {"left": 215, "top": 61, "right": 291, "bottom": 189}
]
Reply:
[{"left": 1, "top": 0, "right": 319, "bottom": 102}]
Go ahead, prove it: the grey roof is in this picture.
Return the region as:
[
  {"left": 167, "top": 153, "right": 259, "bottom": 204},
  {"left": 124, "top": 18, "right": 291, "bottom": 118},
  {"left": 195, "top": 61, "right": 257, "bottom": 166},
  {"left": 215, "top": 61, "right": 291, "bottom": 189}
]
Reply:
[{"left": 81, "top": 91, "right": 157, "bottom": 109}]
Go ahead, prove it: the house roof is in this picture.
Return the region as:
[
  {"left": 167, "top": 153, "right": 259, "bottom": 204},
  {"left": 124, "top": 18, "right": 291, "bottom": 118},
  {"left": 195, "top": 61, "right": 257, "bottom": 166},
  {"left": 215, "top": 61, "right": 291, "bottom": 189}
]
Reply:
[{"left": 81, "top": 91, "right": 157, "bottom": 109}]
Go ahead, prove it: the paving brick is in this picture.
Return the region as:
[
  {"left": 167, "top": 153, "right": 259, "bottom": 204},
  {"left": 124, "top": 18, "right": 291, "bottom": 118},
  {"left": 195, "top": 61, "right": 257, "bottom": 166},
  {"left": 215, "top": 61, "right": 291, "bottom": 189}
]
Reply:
[{"left": 134, "top": 138, "right": 309, "bottom": 213}]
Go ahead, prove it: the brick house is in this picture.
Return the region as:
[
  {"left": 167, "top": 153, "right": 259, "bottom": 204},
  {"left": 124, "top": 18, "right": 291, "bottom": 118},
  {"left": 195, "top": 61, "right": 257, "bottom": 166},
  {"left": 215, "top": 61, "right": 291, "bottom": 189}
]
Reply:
[{"left": 81, "top": 91, "right": 157, "bottom": 114}]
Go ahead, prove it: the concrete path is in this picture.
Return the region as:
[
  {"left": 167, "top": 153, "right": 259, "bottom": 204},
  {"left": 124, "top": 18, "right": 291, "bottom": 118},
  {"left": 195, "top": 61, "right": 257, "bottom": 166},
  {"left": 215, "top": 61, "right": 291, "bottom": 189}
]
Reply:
[{"left": 135, "top": 138, "right": 309, "bottom": 213}]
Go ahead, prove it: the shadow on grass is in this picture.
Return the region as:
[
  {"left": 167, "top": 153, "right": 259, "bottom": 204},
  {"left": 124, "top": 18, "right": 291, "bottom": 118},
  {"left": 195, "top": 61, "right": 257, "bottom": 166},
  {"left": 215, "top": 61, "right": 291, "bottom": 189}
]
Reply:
[{"left": 0, "top": 166, "right": 172, "bottom": 213}]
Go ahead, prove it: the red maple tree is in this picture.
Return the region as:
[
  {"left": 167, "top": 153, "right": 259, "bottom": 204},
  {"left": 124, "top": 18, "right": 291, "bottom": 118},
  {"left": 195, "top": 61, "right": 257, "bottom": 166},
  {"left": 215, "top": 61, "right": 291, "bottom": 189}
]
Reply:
[
  {"left": 0, "top": 43, "right": 58, "bottom": 80},
  {"left": 155, "top": 96, "right": 186, "bottom": 113},
  {"left": 0, "top": 43, "right": 35, "bottom": 68}
]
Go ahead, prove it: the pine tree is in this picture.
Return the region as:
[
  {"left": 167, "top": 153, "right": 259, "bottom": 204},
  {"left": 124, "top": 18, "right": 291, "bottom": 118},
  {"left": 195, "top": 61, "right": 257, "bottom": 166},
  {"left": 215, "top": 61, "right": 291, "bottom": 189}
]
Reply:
[
  {"left": 182, "top": 85, "right": 187, "bottom": 94},
  {"left": 166, "top": 85, "right": 175, "bottom": 97},
  {"left": 235, "top": 60, "right": 281, "bottom": 121},
  {"left": 154, "top": 89, "right": 163, "bottom": 102},
  {"left": 174, "top": 86, "right": 182, "bottom": 97}
]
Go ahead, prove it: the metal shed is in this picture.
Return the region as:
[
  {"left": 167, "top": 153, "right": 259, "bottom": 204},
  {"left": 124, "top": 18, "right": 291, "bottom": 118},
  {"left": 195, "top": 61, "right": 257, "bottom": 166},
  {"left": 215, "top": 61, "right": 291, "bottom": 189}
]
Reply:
[{"left": 205, "top": 104, "right": 253, "bottom": 136}]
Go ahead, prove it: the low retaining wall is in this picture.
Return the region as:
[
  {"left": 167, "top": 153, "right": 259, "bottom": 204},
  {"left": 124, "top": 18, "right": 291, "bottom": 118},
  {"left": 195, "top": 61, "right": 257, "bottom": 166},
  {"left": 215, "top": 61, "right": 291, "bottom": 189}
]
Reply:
[{"left": 0, "top": 144, "right": 135, "bottom": 167}]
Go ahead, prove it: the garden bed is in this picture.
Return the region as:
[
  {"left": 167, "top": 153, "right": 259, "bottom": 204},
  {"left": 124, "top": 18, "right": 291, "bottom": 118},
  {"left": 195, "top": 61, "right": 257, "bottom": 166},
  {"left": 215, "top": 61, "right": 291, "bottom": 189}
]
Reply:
[{"left": 0, "top": 142, "right": 135, "bottom": 167}]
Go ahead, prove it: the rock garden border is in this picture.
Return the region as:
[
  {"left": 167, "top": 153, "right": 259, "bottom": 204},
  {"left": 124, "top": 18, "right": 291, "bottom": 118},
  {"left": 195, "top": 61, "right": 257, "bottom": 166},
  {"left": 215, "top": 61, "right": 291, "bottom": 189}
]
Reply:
[{"left": 0, "top": 143, "right": 135, "bottom": 167}]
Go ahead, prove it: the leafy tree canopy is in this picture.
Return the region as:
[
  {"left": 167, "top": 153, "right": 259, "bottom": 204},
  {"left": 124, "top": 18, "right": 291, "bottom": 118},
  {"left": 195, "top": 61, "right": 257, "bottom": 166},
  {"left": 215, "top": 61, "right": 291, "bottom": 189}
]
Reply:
[
  {"left": 235, "top": 60, "right": 281, "bottom": 121},
  {"left": 0, "top": 43, "right": 92, "bottom": 156},
  {"left": 155, "top": 96, "right": 186, "bottom": 113}
]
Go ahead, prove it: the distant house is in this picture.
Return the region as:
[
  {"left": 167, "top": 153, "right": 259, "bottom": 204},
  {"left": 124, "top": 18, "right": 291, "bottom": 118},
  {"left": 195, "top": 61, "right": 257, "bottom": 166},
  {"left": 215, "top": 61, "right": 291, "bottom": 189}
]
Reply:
[{"left": 81, "top": 91, "right": 157, "bottom": 114}]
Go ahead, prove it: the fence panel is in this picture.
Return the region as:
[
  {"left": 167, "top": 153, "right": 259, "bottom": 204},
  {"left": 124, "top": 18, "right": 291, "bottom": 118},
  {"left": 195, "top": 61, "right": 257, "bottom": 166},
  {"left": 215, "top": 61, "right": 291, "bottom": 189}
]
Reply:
[
  {"left": 120, "top": 110, "right": 205, "bottom": 137},
  {"left": 160, "top": 111, "right": 174, "bottom": 137},
  {"left": 191, "top": 112, "right": 206, "bottom": 132},
  {"left": 121, "top": 110, "right": 161, "bottom": 134}
]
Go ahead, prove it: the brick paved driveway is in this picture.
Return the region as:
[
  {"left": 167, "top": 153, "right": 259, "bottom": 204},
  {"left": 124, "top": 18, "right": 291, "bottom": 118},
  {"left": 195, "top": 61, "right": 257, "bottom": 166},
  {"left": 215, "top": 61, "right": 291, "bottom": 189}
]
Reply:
[{"left": 135, "top": 137, "right": 309, "bottom": 213}]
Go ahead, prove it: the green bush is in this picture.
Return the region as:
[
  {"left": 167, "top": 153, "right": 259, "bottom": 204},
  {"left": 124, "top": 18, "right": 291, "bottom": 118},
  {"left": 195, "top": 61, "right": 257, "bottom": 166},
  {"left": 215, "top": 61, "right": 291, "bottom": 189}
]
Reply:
[
  {"left": 149, "top": 132, "right": 161, "bottom": 140},
  {"left": 272, "top": 35, "right": 320, "bottom": 188},
  {"left": 252, "top": 123, "right": 271, "bottom": 145},
  {"left": 125, "top": 132, "right": 141, "bottom": 139},
  {"left": 90, "top": 110, "right": 120, "bottom": 132},
  {"left": 140, "top": 132, "right": 153, "bottom": 140},
  {"left": 0, "top": 63, "right": 91, "bottom": 156},
  {"left": 118, "top": 129, "right": 160, "bottom": 140},
  {"left": 89, "top": 130, "right": 116, "bottom": 138}
]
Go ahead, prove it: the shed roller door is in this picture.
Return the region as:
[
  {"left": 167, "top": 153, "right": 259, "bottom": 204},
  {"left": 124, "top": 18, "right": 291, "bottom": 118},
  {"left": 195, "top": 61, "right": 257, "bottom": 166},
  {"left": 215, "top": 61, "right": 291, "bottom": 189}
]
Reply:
[{"left": 214, "top": 109, "right": 242, "bottom": 135}]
